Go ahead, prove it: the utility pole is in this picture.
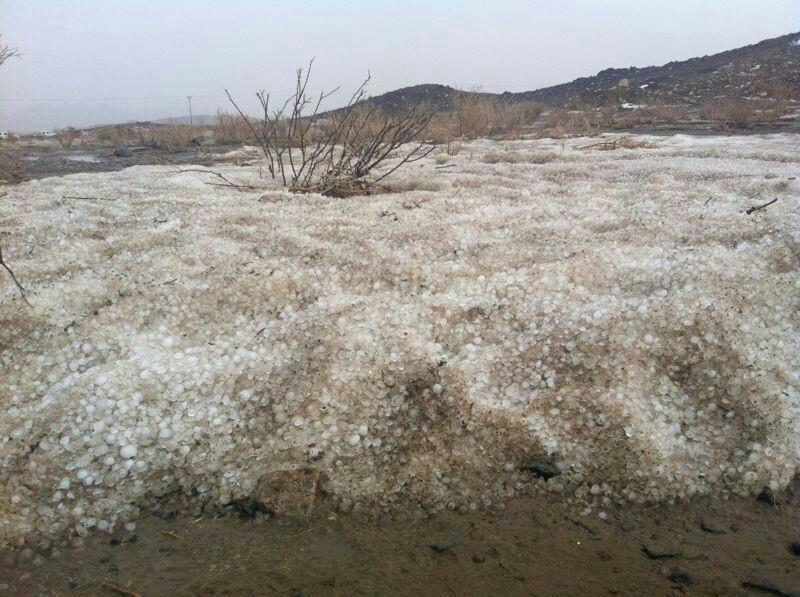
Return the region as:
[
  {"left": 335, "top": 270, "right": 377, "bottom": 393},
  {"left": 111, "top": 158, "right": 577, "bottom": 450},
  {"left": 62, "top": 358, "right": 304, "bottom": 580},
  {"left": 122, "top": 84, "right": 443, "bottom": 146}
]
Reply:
[{"left": 186, "top": 95, "right": 193, "bottom": 126}]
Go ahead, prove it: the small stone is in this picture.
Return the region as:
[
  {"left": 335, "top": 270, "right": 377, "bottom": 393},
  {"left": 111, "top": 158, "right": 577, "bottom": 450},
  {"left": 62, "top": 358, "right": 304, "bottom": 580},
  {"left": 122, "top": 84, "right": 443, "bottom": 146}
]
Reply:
[
  {"left": 699, "top": 520, "right": 726, "bottom": 534},
  {"left": 472, "top": 555, "right": 486, "bottom": 563},
  {"left": 757, "top": 488, "right": 778, "bottom": 506},
  {"left": 667, "top": 571, "right": 695, "bottom": 585},
  {"left": 519, "top": 457, "right": 560, "bottom": 480},
  {"left": 790, "top": 542, "right": 800, "bottom": 556},
  {"left": 642, "top": 544, "right": 682, "bottom": 559},
  {"left": 113, "top": 147, "right": 132, "bottom": 158}
]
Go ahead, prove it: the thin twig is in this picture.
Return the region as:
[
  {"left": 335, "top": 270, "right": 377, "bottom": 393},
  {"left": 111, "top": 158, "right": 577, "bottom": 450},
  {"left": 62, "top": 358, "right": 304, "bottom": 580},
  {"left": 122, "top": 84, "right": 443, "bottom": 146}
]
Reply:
[
  {"left": 745, "top": 197, "right": 778, "bottom": 215},
  {"left": 0, "top": 246, "right": 31, "bottom": 306},
  {"left": 101, "top": 581, "right": 142, "bottom": 597},
  {"left": 62, "top": 195, "right": 113, "bottom": 201},
  {"left": 176, "top": 168, "right": 253, "bottom": 192}
]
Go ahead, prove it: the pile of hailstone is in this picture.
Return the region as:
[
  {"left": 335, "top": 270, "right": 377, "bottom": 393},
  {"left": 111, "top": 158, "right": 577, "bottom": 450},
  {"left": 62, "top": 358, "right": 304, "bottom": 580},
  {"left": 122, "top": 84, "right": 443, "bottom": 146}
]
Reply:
[{"left": 0, "top": 133, "right": 798, "bottom": 549}]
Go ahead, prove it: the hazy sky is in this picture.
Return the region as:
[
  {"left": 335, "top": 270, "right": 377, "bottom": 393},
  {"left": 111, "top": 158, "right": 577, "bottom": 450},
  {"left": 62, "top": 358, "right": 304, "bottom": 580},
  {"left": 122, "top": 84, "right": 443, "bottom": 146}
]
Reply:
[{"left": 1, "top": 0, "right": 798, "bottom": 131}]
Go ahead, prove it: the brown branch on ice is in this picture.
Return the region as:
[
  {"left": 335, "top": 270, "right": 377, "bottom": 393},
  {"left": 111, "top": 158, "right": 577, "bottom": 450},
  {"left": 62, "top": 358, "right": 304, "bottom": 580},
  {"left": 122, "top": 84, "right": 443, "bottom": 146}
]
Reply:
[
  {"left": 176, "top": 168, "right": 265, "bottom": 192},
  {"left": 62, "top": 195, "right": 114, "bottom": 201},
  {"left": 745, "top": 197, "right": 778, "bottom": 215},
  {"left": 101, "top": 582, "right": 141, "bottom": 597},
  {"left": 0, "top": 245, "right": 31, "bottom": 306}
]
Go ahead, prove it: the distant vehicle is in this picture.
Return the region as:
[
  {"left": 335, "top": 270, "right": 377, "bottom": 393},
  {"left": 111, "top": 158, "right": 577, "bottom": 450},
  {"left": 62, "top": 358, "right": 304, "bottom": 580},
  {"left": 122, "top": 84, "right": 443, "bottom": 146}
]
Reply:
[
  {"left": 0, "top": 131, "right": 7, "bottom": 140},
  {"left": 38, "top": 130, "right": 55, "bottom": 137}
]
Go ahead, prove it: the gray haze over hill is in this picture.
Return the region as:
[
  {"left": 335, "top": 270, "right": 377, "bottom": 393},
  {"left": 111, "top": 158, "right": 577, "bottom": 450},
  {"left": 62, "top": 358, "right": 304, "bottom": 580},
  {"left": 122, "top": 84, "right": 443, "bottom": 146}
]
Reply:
[{"left": 0, "top": 0, "right": 798, "bottom": 132}]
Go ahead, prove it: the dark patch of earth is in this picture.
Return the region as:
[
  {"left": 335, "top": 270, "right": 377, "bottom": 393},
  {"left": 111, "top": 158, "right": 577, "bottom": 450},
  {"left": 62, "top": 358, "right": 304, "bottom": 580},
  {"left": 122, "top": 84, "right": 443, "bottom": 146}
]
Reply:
[{"left": 2, "top": 480, "right": 798, "bottom": 596}]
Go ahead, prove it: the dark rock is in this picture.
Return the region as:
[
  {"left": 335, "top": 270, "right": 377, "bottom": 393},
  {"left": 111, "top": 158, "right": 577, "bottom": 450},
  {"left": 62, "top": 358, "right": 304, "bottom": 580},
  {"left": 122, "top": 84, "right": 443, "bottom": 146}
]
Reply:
[
  {"left": 757, "top": 488, "right": 778, "bottom": 506},
  {"left": 188, "top": 137, "right": 202, "bottom": 147},
  {"left": 472, "top": 555, "right": 486, "bottom": 563},
  {"left": 641, "top": 544, "right": 682, "bottom": 559},
  {"left": 790, "top": 542, "right": 800, "bottom": 556},
  {"left": 109, "top": 538, "right": 123, "bottom": 546},
  {"left": 229, "top": 496, "right": 275, "bottom": 519},
  {"left": 700, "top": 520, "right": 726, "bottom": 534},
  {"left": 742, "top": 578, "right": 800, "bottom": 597},
  {"left": 519, "top": 457, "right": 560, "bottom": 480},
  {"left": 152, "top": 509, "right": 176, "bottom": 520},
  {"left": 158, "top": 546, "right": 175, "bottom": 556},
  {"left": 65, "top": 575, "right": 78, "bottom": 589},
  {"left": 667, "top": 571, "right": 695, "bottom": 585},
  {"left": 427, "top": 543, "right": 455, "bottom": 553},
  {"left": 113, "top": 147, "right": 132, "bottom": 158},
  {"left": 128, "top": 534, "right": 138, "bottom": 543}
]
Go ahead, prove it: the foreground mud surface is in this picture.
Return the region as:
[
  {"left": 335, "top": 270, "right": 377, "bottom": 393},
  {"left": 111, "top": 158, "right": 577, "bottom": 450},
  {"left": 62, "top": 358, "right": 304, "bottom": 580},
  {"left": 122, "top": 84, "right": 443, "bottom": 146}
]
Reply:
[{"left": 3, "top": 487, "right": 799, "bottom": 596}]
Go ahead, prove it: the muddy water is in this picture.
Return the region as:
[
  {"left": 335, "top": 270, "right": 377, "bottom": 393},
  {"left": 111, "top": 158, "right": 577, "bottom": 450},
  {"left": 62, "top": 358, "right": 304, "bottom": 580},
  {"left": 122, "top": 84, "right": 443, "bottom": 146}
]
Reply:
[{"left": 3, "top": 483, "right": 798, "bottom": 596}]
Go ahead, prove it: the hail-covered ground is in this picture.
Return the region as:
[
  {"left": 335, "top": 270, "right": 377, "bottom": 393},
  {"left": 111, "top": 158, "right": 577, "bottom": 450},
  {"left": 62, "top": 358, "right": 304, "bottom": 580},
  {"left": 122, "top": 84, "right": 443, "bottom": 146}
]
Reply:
[{"left": 1, "top": 134, "right": 798, "bottom": 548}]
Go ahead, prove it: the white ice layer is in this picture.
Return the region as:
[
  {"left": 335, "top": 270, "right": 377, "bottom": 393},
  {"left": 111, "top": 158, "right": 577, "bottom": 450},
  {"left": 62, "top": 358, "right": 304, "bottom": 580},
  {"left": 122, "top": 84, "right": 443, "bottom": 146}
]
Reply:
[{"left": 0, "top": 133, "right": 799, "bottom": 546}]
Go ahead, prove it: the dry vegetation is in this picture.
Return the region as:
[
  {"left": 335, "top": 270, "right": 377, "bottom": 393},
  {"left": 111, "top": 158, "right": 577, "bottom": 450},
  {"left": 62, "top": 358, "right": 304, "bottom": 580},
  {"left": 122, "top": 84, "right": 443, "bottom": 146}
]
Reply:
[
  {"left": 55, "top": 126, "right": 81, "bottom": 149},
  {"left": 92, "top": 123, "right": 204, "bottom": 150},
  {"left": 427, "top": 92, "right": 543, "bottom": 141},
  {"left": 226, "top": 61, "right": 436, "bottom": 197}
]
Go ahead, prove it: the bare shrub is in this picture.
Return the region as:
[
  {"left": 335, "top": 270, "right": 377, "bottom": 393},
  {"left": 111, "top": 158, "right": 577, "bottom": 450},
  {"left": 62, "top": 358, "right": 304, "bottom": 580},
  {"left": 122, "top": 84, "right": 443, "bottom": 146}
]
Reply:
[
  {"left": 446, "top": 141, "right": 462, "bottom": 156},
  {"left": 483, "top": 150, "right": 562, "bottom": 164},
  {"left": 95, "top": 125, "right": 132, "bottom": 146},
  {"left": 226, "top": 60, "right": 437, "bottom": 197},
  {"left": 0, "top": 35, "right": 20, "bottom": 67},
  {"left": 214, "top": 110, "right": 251, "bottom": 145},
  {"left": 701, "top": 99, "right": 757, "bottom": 129},
  {"left": 544, "top": 108, "right": 591, "bottom": 137},
  {"left": 136, "top": 124, "right": 202, "bottom": 150},
  {"left": 495, "top": 100, "right": 544, "bottom": 138},
  {"left": 55, "top": 126, "right": 80, "bottom": 149},
  {"left": 449, "top": 91, "right": 493, "bottom": 139}
]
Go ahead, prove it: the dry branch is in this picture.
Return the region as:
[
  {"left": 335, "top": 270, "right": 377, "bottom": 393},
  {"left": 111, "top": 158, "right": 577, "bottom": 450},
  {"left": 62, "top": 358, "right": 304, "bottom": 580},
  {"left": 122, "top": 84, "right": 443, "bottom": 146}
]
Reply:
[
  {"left": 745, "top": 197, "right": 778, "bottom": 215},
  {"left": 176, "top": 168, "right": 266, "bottom": 192},
  {"left": 0, "top": 245, "right": 31, "bottom": 306},
  {"left": 226, "top": 60, "right": 437, "bottom": 197},
  {"left": 580, "top": 136, "right": 655, "bottom": 151}
]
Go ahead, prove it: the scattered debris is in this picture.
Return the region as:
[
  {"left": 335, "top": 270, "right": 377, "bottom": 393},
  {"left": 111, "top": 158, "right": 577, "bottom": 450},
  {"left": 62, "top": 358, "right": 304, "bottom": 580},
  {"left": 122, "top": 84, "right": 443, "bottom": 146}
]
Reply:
[
  {"left": 101, "top": 581, "right": 141, "bottom": 597},
  {"left": 741, "top": 578, "right": 800, "bottom": 597},
  {"left": 745, "top": 197, "right": 778, "bottom": 215},
  {"left": 641, "top": 544, "right": 683, "bottom": 559},
  {"left": 580, "top": 136, "right": 656, "bottom": 151}
]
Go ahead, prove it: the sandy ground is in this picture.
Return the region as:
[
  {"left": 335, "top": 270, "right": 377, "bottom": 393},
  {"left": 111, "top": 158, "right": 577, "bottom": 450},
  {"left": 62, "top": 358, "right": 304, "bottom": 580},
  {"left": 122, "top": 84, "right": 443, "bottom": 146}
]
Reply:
[{"left": 4, "top": 485, "right": 800, "bottom": 596}]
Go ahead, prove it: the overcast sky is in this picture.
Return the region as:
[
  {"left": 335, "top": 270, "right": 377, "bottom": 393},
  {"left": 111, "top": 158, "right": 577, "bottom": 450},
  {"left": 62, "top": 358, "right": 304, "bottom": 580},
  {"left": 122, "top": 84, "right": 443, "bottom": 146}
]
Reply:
[{"left": 1, "top": 0, "right": 798, "bottom": 131}]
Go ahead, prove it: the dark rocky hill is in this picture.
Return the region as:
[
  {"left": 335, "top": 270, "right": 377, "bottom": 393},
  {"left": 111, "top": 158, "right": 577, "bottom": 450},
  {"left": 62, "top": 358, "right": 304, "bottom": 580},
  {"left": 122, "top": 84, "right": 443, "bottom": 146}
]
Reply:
[{"left": 363, "top": 31, "right": 800, "bottom": 110}]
